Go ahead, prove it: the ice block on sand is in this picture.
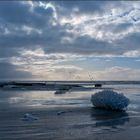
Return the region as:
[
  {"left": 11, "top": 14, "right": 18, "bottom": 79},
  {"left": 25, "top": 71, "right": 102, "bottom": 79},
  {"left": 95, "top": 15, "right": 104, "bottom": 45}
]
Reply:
[
  {"left": 91, "top": 90, "right": 130, "bottom": 110},
  {"left": 22, "top": 113, "right": 39, "bottom": 121}
]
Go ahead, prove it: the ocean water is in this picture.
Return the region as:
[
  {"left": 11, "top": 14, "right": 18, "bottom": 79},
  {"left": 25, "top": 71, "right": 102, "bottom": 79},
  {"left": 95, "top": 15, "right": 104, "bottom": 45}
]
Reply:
[{"left": 0, "top": 84, "right": 140, "bottom": 140}]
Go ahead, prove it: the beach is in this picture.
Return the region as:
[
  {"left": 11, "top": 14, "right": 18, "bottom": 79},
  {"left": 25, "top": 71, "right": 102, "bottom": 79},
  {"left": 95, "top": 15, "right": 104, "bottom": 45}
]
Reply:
[
  {"left": 1, "top": 1, "right": 140, "bottom": 139},
  {"left": 0, "top": 84, "right": 140, "bottom": 140}
]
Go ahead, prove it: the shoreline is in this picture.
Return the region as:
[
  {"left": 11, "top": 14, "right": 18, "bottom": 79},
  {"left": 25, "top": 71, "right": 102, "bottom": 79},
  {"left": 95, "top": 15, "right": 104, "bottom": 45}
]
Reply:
[{"left": 0, "top": 104, "right": 139, "bottom": 140}]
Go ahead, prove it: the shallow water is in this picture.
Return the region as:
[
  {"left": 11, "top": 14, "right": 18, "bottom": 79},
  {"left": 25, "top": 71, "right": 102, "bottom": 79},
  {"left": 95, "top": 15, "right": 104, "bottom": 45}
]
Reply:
[{"left": 0, "top": 84, "right": 140, "bottom": 140}]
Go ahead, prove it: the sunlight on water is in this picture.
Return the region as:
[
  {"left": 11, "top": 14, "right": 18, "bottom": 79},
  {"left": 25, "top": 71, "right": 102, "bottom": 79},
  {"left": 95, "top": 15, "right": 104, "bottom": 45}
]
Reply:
[
  {"left": 0, "top": 84, "right": 140, "bottom": 109},
  {"left": 7, "top": 90, "right": 97, "bottom": 107}
]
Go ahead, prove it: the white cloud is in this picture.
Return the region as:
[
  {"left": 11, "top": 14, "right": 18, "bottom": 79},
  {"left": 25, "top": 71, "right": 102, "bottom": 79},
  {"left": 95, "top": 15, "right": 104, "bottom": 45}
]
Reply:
[
  {"left": 123, "top": 50, "right": 140, "bottom": 57},
  {"left": 39, "top": 2, "right": 57, "bottom": 19},
  {"left": 93, "top": 66, "right": 140, "bottom": 80},
  {"left": 9, "top": 48, "right": 140, "bottom": 80},
  {"left": 21, "top": 25, "right": 42, "bottom": 35},
  {"left": 9, "top": 48, "right": 88, "bottom": 80},
  {"left": 61, "top": 36, "right": 74, "bottom": 44},
  {"left": 58, "top": 3, "right": 140, "bottom": 42}
]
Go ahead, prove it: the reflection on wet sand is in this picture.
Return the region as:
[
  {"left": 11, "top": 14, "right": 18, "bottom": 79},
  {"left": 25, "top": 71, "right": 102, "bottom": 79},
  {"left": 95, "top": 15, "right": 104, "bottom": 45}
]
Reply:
[{"left": 91, "top": 107, "right": 129, "bottom": 128}]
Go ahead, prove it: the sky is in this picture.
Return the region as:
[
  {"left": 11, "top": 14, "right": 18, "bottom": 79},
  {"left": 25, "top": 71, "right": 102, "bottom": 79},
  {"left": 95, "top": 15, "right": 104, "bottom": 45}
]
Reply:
[{"left": 1, "top": 1, "right": 140, "bottom": 81}]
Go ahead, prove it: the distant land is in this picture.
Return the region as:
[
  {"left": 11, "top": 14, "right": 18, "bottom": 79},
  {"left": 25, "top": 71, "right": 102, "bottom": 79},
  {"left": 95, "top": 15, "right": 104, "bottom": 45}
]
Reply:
[{"left": 1, "top": 80, "right": 140, "bottom": 85}]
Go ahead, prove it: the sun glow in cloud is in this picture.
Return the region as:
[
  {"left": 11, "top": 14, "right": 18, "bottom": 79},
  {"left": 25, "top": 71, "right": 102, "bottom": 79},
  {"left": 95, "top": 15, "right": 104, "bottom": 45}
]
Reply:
[{"left": 0, "top": 1, "right": 140, "bottom": 80}]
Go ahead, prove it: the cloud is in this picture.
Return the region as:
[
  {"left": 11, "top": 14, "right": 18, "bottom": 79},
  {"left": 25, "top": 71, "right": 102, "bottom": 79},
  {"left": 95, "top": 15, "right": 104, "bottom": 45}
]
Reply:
[
  {"left": 0, "top": 1, "right": 56, "bottom": 28},
  {"left": 58, "top": 7, "right": 140, "bottom": 43},
  {"left": 7, "top": 48, "right": 88, "bottom": 80},
  {"left": 123, "top": 50, "right": 140, "bottom": 57},
  {"left": 0, "top": 62, "right": 32, "bottom": 80},
  {"left": 0, "top": 1, "right": 140, "bottom": 80},
  {"left": 27, "top": 65, "right": 140, "bottom": 81},
  {"left": 93, "top": 66, "right": 140, "bottom": 80},
  {"left": 1, "top": 1, "right": 140, "bottom": 57},
  {"left": 43, "top": 65, "right": 86, "bottom": 80},
  {"left": 10, "top": 48, "right": 85, "bottom": 65}
]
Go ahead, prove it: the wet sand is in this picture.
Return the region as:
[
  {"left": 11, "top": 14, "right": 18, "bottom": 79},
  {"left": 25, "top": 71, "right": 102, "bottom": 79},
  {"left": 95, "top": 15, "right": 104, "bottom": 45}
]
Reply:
[
  {"left": 0, "top": 105, "right": 140, "bottom": 140},
  {"left": 0, "top": 86, "right": 140, "bottom": 140}
]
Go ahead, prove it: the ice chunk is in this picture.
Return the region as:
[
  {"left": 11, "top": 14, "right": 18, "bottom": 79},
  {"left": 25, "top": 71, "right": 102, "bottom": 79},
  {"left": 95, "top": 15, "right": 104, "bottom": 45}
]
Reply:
[
  {"left": 57, "top": 111, "right": 66, "bottom": 115},
  {"left": 91, "top": 90, "right": 130, "bottom": 110},
  {"left": 22, "top": 113, "right": 39, "bottom": 121},
  {"left": 57, "top": 110, "right": 72, "bottom": 115}
]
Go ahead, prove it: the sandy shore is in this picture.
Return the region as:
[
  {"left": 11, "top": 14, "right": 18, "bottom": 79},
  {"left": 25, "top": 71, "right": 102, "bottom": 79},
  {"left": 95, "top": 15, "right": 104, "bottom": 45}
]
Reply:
[
  {"left": 0, "top": 105, "right": 140, "bottom": 140},
  {"left": 0, "top": 86, "right": 140, "bottom": 140}
]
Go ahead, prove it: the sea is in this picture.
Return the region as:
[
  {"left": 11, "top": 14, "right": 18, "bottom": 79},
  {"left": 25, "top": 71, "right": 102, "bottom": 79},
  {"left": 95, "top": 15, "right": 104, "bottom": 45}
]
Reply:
[{"left": 0, "top": 81, "right": 140, "bottom": 140}]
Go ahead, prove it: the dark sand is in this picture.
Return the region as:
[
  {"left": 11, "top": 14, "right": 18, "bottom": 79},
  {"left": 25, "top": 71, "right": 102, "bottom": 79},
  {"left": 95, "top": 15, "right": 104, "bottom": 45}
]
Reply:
[
  {"left": 0, "top": 105, "right": 140, "bottom": 140},
  {"left": 0, "top": 87, "right": 140, "bottom": 140}
]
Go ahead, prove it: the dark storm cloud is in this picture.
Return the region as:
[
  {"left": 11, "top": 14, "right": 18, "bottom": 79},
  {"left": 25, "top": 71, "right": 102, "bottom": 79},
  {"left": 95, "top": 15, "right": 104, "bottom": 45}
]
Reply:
[
  {"left": 0, "top": 62, "right": 32, "bottom": 80},
  {"left": 0, "top": 24, "right": 68, "bottom": 53},
  {"left": 57, "top": 35, "right": 113, "bottom": 55},
  {"left": 0, "top": 1, "right": 140, "bottom": 80},
  {"left": 0, "top": 1, "right": 49, "bottom": 28},
  {"left": 0, "top": 47, "right": 19, "bottom": 58},
  {"left": 117, "top": 32, "right": 140, "bottom": 51},
  {"left": 55, "top": 1, "right": 107, "bottom": 15},
  {"left": 0, "top": 1, "right": 56, "bottom": 58},
  {"left": 0, "top": 1, "right": 140, "bottom": 57}
]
